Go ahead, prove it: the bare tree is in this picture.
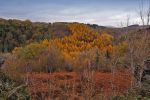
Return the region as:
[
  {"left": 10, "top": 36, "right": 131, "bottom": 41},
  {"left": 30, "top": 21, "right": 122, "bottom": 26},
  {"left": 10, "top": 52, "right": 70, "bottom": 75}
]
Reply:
[
  {"left": 126, "top": 0, "right": 150, "bottom": 88},
  {"left": 139, "top": 0, "right": 145, "bottom": 25},
  {"left": 147, "top": 0, "right": 150, "bottom": 25},
  {"left": 126, "top": 15, "right": 130, "bottom": 27},
  {"left": 139, "top": 0, "right": 150, "bottom": 26}
]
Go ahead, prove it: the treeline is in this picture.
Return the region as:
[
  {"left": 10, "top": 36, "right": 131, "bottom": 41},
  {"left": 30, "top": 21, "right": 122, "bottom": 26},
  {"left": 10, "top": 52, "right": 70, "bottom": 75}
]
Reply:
[
  {"left": 0, "top": 18, "right": 70, "bottom": 52},
  {"left": 0, "top": 18, "right": 133, "bottom": 53}
]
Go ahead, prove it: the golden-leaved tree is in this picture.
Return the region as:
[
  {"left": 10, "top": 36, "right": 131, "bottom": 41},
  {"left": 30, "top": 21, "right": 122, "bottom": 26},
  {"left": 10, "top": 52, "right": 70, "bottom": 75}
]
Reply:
[
  {"left": 51, "top": 23, "right": 114, "bottom": 59},
  {"left": 49, "top": 23, "right": 128, "bottom": 71}
]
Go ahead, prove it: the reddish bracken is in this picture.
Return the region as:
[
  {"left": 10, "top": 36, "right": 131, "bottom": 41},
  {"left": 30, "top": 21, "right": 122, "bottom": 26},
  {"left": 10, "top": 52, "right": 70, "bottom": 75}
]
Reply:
[{"left": 26, "top": 69, "right": 132, "bottom": 100}]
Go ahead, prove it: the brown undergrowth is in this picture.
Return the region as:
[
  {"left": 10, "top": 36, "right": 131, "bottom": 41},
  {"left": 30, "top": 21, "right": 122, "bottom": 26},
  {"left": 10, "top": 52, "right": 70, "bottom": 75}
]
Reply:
[{"left": 26, "top": 69, "right": 132, "bottom": 100}]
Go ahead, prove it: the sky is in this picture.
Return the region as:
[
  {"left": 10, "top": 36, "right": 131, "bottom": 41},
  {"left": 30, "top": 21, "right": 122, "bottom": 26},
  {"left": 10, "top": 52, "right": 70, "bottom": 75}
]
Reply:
[{"left": 0, "top": 0, "right": 149, "bottom": 26}]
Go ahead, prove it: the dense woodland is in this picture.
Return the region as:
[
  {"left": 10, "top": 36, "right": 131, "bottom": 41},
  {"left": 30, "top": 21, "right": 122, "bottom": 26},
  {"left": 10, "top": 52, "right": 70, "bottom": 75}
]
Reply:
[
  {"left": 0, "top": 18, "right": 72, "bottom": 52},
  {"left": 1, "top": 18, "right": 150, "bottom": 100}
]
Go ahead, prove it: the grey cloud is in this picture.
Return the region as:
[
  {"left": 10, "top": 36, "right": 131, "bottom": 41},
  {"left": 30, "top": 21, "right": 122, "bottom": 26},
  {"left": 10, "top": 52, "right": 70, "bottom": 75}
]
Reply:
[{"left": 0, "top": 6, "right": 140, "bottom": 26}]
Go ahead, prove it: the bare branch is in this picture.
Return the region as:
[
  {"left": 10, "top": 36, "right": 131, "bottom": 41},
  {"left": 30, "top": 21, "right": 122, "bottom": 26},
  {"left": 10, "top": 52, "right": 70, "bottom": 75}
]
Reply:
[
  {"left": 126, "top": 15, "right": 130, "bottom": 27},
  {"left": 147, "top": 0, "right": 150, "bottom": 25},
  {"left": 139, "top": 0, "right": 145, "bottom": 25}
]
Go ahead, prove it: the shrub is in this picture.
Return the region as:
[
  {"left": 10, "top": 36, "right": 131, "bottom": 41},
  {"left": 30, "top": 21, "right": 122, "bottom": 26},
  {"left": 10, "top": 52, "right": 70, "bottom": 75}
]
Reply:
[
  {"left": 18, "top": 42, "right": 47, "bottom": 59},
  {"left": 73, "top": 47, "right": 111, "bottom": 72},
  {"left": 3, "top": 42, "right": 67, "bottom": 82},
  {"left": 40, "top": 45, "right": 66, "bottom": 72}
]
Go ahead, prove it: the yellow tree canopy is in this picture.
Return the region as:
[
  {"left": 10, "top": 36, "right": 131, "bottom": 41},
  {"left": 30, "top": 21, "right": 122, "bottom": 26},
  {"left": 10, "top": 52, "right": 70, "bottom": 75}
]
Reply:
[{"left": 50, "top": 23, "right": 114, "bottom": 58}]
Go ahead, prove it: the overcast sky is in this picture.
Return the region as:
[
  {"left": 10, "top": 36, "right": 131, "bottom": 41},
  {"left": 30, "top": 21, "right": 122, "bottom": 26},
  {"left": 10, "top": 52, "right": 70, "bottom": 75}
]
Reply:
[{"left": 0, "top": 0, "right": 149, "bottom": 26}]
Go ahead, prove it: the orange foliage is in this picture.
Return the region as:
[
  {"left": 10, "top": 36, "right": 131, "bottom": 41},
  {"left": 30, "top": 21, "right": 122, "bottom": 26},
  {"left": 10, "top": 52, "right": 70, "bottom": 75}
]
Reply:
[
  {"left": 50, "top": 23, "right": 114, "bottom": 58},
  {"left": 42, "top": 39, "right": 50, "bottom": 46}
]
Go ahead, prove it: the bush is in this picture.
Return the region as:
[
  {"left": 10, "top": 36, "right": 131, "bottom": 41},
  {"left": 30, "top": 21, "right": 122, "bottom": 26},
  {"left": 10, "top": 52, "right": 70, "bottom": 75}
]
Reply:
[
  {"left": 3, "top": 42, "right": 48, "bottom": 81},
  {"left": 17, "top": 42, "right": 47, "bottom": 59},
  {"left": 3, "top": 42, "right": 67, "bottom": 81},
  {"left": 73, "top": 47, "right": 112, "bottom": 72},
  {"left": 40, "top": 45, "right": 66, "bottom": 72}
]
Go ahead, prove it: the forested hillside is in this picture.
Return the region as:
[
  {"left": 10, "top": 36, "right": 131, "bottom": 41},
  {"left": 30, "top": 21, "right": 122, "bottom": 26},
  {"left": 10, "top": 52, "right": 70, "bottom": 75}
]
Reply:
[
  {"left": 0, "top": 18, "right": 136, "bottom": 53},
  {"left": 0, "top": 18, "right": 71, "bottom": 52}
]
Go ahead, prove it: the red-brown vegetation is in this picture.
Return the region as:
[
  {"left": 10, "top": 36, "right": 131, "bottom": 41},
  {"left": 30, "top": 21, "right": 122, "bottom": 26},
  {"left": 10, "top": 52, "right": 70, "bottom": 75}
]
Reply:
[{"left": 26, "top": 69, "right": 132, "bottom": 100}]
